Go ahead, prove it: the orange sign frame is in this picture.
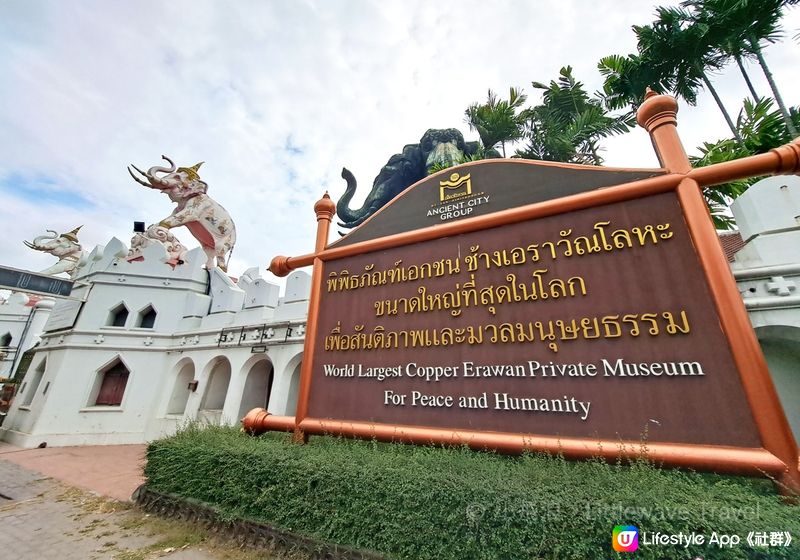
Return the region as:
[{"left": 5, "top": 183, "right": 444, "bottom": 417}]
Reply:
[{"left": 246, "top": 93, "right": 800, "bottom": 495}]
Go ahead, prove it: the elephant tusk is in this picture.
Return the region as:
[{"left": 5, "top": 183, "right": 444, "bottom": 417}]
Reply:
[
  {"left": 128, "top": 166, "right": 152, "bottom": 187},
  {"left": 23, "top": 240, "right": 46, "bottom": 251}
]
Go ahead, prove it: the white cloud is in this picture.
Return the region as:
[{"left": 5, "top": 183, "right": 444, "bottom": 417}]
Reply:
[{"left": 1, "top": 0, "right": 798, "bottom": 285}]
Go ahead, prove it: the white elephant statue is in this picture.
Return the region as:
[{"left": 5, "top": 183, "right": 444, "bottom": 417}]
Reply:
[
  {"left": 23, "top": 227, "right": 86, "bottom": 278},
  {"left": 128, "top": 156, "right": 236, "bottom": 271}
]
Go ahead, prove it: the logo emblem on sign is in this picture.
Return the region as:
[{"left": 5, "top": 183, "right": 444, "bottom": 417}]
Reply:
[{"left": 439, "top": 172, "right": 472, "bottom": 202}]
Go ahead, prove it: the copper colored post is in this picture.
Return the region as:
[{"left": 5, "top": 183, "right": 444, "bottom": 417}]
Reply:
[
  {"left": 636, "top": 90, "right": 691, "bottom": 173},
  {"left": 689, "top": 138, "right": 800, "bottom": 187},
  {"left": 294, "top": 193, "right": 335, "bottom": 443},
  {"left": 241, "top": 408, "right": 295, "bottom": 434},
  {"left": 269, "top": 255, "right": 292, "bottom": 277},
  {"left": 677, "top": 177, "right": 800, "bottom": 495},
  {"left": 639, "top": 92, "right": 800, "bottom": 495},
  {"left": 313, "top": 192, "right": 335, "bottom": 252},
  {"left": 297, "top": 418, "right": 787, "bottom": 477}
]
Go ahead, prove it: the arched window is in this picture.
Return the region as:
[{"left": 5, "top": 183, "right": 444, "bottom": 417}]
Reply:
[
  {"left": 285, "top": 360, "right": 302, "bottom": 416},
  {"left": 93, "top": 358, "right": 130, "bottom": 406},
  {"left": 237, "top": 359, "right": 274, "bottom": 420},
  {"left": 107, "top": 303, "right": 129, "bottom": 328},
  {"left": 136, "top": 305, "right": 157, "bottom": 329},
  {"left": 167, "top": 361, "right": 194, "bottom": 415},
  {"left": 200, "top": 358, "right": 231, "bottom": 411}
]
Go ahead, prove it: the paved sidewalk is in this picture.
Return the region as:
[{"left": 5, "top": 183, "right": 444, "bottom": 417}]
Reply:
[
  {"left": 0, "top": 457, "right": 288, "bottom": 560},
  {"left": 0, "top": 459, "right": 170, "bottom": 559},
  {"left": 0, "top": 445, "right": 299, "bottom": 560},
  {"left": 0, "top": 442, "right": 146, "bottom": 501}
]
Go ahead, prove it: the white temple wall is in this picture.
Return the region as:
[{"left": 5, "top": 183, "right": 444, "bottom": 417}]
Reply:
[
  {"left": 235, "top": 355, "right": 274, "bottom": 421},
  {"left": 22, "top": 300, "right": 54, "bottom": 356},
  {"left": 71, "top": 276, "right": 207, "bottom": 334},
  {"left": 755, "top": 326, "right": 800, "bottom": 442},
  {"left": 6, "top": 346, "right": 171, "bottom": 446},
  {"left": 1, "top": 243, "right": 310, "bottom": 447},
  {"left": 5, "top": 350, "right": 58, "bottom": 439}
]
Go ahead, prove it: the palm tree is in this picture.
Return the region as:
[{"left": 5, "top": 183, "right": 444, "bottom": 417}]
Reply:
[
  {"left": 683, "top": 0, "right": 761, "bottom": 100},
  {"left": 683, "top": 0, "right": 798, "bottom": 136},
  {"left": 464, "top": 88, "right": 528, "bottom": 157},
  {"left": 515, "top": 67, "right": 634, "bottom": 165},
  {"left": 598, "top": 53, "right": 670, "bottom": 112},
  {"left": 634, "top": 6, "right": 743, "bottom": 142}
]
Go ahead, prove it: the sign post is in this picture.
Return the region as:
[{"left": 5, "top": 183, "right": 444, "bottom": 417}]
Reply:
[{"left": 246, "top": 93, "right": 800, "bottom": 495}]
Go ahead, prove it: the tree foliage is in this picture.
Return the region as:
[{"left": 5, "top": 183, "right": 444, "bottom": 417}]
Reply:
[
  {"left": 683, "top": 0, "right": 799, "bottom": 135},
  {"left": 464, "top": 88, "right": 528, "bottom": 157},
  {"left": 634, "top": 6, "right": 742, "bottom": 140},
  {"left": 459, "top": 1, "right": 798, "bottom": 229},
  {"left": 515, "top": 66, "right": 634, "bottom": 165},
  {"left": 598, "top": 54, "right": 669, "bottom": 112},
  {"left": 692, "top": 98, "right": 800, "bottom": 228},
  {"left": 601, "top": 0, "right": 798, "bottom": 138}
]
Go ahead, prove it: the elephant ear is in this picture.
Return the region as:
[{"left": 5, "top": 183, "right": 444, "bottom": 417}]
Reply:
[{"left": 183, "top": 179, "right": 208, "bottom": 196}]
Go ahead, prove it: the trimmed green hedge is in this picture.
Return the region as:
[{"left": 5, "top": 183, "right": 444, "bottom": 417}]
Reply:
[{"left": 145, "top": 425, "right": 798, "bottom": 559}]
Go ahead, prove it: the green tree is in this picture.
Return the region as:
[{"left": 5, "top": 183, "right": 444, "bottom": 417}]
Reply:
[
  {"left": 464, "top": 87, "right": 528, "bottom": 157},
  {"left": 598, "top": 53, "right": 670, "bottom": 112},
  {"left": 634, "top": 6, "right": 743, "bottom": 142},
  {"left": 691, "top": 98, "right": 799, "bottom": 228},
  {"left": 683, "top": 0, "right": 760, "bottom": 100},
  {"left": 515, "top": 66, "right": 634, "bottom": 165},
  {"left": 684, "top": 0, "right": 799, "bottom": 136}
]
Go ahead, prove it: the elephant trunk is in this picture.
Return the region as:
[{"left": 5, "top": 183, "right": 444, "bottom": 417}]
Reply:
[
  {"left": 146, "top": 155, "right": 177, "bottom": 185},
  {"left": 336, "top": 168, "right": 371, "bottom": 228},
  {"left": 35, "top": 230, "right": 58, "bottom": 244},
  {"left": 28, "top": 230, "right": 58, "bottom": 249}
]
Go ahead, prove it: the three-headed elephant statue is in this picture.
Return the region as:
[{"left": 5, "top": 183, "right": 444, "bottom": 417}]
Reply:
[
  {"left": 23, "top": 227, "right": 86, "bottom": 278},
  {"left": 128, "top": 156, "right": 236, "bottom": 271},
  {"left": 336, "top": 128, "right": 481, "bottom": 230}
]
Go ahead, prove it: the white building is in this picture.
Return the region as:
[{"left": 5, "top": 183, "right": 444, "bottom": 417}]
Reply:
[
  {"left": 2, "top": 237, "right": 309, "bottom": 447},
  {"left": 727, "top": 175, "right": 800, "bottom": 442},
  {"left": 0, "top": 292, "right": 53, "bottom": 379}
]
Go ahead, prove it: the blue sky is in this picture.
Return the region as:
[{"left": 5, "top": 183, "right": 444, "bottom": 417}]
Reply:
[
  {"left": 1, "top": 1, "right": 798, "bottom": 282},
  {"left": 0, "top": 174, "right": 95, "bottom": 209}
]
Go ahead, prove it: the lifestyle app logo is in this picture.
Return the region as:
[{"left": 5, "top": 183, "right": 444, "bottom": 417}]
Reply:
[{"left": 613, "top": 525, "right": 639, "bottom": 552}]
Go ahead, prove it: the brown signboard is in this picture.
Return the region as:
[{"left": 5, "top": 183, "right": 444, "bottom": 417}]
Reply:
[
  {"left": 311, "top": 191, "right": 759, "bottom": 447},
  {"left": 256, "top": 93, "right": 800, "bottom": 494}
]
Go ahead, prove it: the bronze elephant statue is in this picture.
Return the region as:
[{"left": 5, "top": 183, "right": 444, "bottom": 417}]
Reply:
[{"left": 336, "top": 129, "right": 481, "bottom": 230}]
